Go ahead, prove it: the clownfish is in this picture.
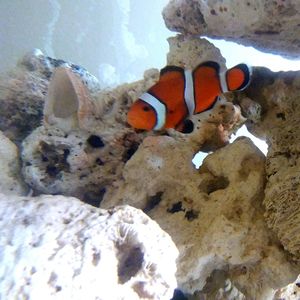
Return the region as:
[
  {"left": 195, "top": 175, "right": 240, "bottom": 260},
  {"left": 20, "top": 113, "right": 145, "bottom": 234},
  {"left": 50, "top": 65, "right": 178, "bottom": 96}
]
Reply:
[{"left": 127, "top": 61, "right": 251, "bottom": 132}]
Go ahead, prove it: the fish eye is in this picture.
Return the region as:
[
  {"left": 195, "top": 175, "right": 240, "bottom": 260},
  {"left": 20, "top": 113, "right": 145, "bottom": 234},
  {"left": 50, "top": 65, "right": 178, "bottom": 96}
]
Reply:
[
  {"left": 143, "top": 106, "right": 150, "bottom": 112},
  {"left": 181, "top": 119, "right": 194, "bottom": 134}
]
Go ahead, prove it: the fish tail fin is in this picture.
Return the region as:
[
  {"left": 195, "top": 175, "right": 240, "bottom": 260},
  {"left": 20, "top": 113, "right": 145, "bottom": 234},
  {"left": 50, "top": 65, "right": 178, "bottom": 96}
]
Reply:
[{"left": 224, "top": 63, "right": 252, "bottom": 92}]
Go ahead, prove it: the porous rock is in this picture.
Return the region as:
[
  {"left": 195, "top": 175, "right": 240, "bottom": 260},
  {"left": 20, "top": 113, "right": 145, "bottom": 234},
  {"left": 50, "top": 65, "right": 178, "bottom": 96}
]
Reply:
[
  {"left": 0, "top": 49, "right": 100, "bottom": 145},
  {"left": 0, "top": 193, "right": 178, "bottom": 300},
  {"left": 163, "top": 0, "right": 300, "bottom": 58},
  {"left": 273, "top": 274, "right": 300, "bottom": 300},
  {"left": 21, "top": 72, "right": 156, "bottom": 203},
  {"left": 102, "top": 136, "right": 298, "bottom": 299},
  {"left": 0, "top": 131, "right": 28, "bottom": 195},
  {"left": 241, "top": 67, "right": 300, "bottom": 261},
  {"left": 166, "top": 35, "right": 225, "bottom": 70},
  {"left": 165, "top": 36, "right": 246, "bottom": 151},
  {"left": 22, "top": 36, "right": 246, "bottom": 201}
]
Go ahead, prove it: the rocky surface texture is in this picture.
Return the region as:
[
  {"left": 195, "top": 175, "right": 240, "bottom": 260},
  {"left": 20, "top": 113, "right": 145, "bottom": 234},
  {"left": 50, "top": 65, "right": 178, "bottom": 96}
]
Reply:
[
  {"left": 0, "top": 194, "right": 178, "bottom": 300},
  {"left": 2, "top": 2, "right": 300, "bottom": 298},
  {"left": 239, "top": 68, "right": 300, "bottom": 262},
  {"left": 103, "top": 136, "right": 298, "bottom": 299},
  {"left": 0, "top": 49, "right": 99, "bottom": 145},
  {"left": 163, "top": 0, "right": 300, "bottom": 58},
  {"left": 0, "top": 131, "right": 28, "bottom": 195},
  {"left": 273, "top": 274, "right": 300, "bottom": 300},
  {"left": 21, "top": 36, "right": 245, "bottom": 204},
  {"left": 21, "top": 59, "right": 155, "bottom": 203}
]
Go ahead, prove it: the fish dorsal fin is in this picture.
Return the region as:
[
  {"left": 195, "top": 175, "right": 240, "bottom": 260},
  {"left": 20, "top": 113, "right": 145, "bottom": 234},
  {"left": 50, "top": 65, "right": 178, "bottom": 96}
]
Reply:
[
  {"left": 159, "top": 65, "right": 185, "bottom": 81},
  {"left": 193, "top": 61, "right": 222, "bottom": 114},
  {"left": 196, "top": 61, "right": 220, "bottom": 73},
  {"left": 225, "top": 63, "right": 251, "bottom": 91}
]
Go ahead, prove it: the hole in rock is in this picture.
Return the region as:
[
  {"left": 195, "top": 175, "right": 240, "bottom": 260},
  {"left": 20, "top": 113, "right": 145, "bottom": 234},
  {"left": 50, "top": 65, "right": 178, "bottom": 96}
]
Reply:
[
  {"left": 92, "top": 251, "right": 101, "bottom": 266},
  {"left": 185, "top": 209, "right": 199, "bottom": 221},
  {"left": 87, "top": 135, "right": 105, "bottom": 148},
  {"left": 95, "top": 157, "right": 104, "bottom": 165},
  {"left": 39, "top": 141, "right": 71, "bottom": 177},
  {"left": 192, "top": 152, "right": 210, "bottom": 169},
  {"left": 83, "top": 187, "right": 106, "bottom": 207},
  {"left": 167, "top": 201, "right": 185, "bottom": 213},
  {"left": 46, "top": 165, "right": 60, "bottom": 177},
  {"left": 230, "top": 125, "right": 268, "bottom": 155},
  {"left": 192, "top": 125, "right": 268, "bottom": 169},
  {"left": 179, "top": 119, "right": 194, "bottom": 134},
  {"left": 239, "top": 154, "right": 263, "bottom": 180},
  {"left": 171, "top": 289, "right": 188, "bottom": 300},
  {"left": 117, "top": 246, "right": 144, "bottom": 284},
  {"left": 143, "top": 192, "right": 163, "bottom": 213},
  {"left": 202, "top": 269, "right": 228, "bottom": 294},
  {"left": 122, "top": 142, "right": 139, "bottom": 162},
  {"left": 276, "top": 112, "right": 286, "bottom": 120},
  {"left": 199, "top": 176, "right": 229, "bottom": 195}
]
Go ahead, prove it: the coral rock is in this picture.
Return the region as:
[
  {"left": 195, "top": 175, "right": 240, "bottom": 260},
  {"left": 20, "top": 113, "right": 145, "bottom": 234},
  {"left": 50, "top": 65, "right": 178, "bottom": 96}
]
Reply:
[
  {"left": 0, "top": 49, "right": 100, "bottom": 145},
  {"left": 273, "top": 274, "right": 300, "bottom": 300},
  {"left": 166, "top": 35, "right": 225, "bottom": 70},
  {"left": 0, "top": 194, "right": 178, "bottom": 300},
  {"left": 242, "top": 67, "right": 300, "bottom": 260},
  {"left": 21, "top": 75, "right": 154, "bottom": 203},
  {"left": 103, "top": 136, "right": 298, "bottom": 299},
  {"left": 22, "top": 37, "right": 245, "bottom": 201},
  {"left": 163, "top": 0, "right": 300, "bottom": 58},
  {"left": 164, "top": 36, "right": 246, "bottom": 151},
  {"left": 0, "top": 131, "right": 28, "bottom": 195}
]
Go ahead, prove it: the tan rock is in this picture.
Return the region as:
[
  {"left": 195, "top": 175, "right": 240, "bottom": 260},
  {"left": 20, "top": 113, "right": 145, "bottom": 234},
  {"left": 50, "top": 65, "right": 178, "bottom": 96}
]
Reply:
[
  {"left": 0, "top": 193, "right": 178, "bottom": 300},
  {"left": 21, "top": 74, "right": 152, "bottom": 203},
  {"left": 0, "top": 50, "right": 48, "bottom": 145},
  {"left": 22, "top": 36, "right": 245, "bottom": 201},
  {"left": 0, "top": 131, "right": 28, "bottom": 195},
  {"left": 103, "top": 136, "right": 298, "bottom": 299},
  {"left": 163, "top": 0, "right": 300, "bottom": 58},
  {"left": 273, "top": 274, "right": 300, "bottom": 300},
  {"left": 164, "top": 36, "right": 245, "bottom": 151},
  {"left": 166, "top": 35, "right": 225, "bottom": 70},
  {"left": 0, "top": 49, "right": 100, "bottom": 145},
  {"left": 242, "top": 67, "right": 300, "bottom": 260}
]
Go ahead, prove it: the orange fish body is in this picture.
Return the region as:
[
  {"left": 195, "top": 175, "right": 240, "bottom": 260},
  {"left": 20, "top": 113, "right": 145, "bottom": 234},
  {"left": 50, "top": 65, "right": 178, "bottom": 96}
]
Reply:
[{"left": 127, "top": 61, "right": 251, "bottom": 131}]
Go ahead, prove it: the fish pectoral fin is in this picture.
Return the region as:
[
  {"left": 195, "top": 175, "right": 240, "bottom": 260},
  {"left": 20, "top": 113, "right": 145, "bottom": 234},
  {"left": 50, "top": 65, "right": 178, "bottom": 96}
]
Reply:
[
  {"left": 226, "top": 63, "right": 252, "bottom": 91},
  {"left": 175, "top": 119, "right": 194, "bottom": 134}
]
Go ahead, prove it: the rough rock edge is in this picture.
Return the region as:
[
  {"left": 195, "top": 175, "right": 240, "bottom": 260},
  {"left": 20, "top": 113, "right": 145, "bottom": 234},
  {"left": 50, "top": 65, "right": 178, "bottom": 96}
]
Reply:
[
  {"left": 0, "top": 193, "right": 178, "bottom": 300},
  {"left": 0, "top": 131, "right": 28, "bottom": 195},
  {"left": 0, "top": 49, "right": 100, "bottom": 145},
  {"left": 21, "top": 36, "right": 245, "bottom": 201},
  {"left": 163, "top": 0, "right": 300, "bottom": 58},
  {"left": 240, "top": 67, "right": 300, "bottom": 261},
  {"left": 273, "top": 274, "right": 300, "bottom": 300},
  {"left": 102, "top": 136, "right": 299, "bottom": 299}
]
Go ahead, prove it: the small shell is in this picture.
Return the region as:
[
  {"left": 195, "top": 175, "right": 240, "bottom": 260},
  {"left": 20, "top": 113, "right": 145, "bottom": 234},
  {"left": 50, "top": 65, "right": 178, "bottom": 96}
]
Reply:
[{"left": 44, "top": 67, "right": 94, "bottom": 131}]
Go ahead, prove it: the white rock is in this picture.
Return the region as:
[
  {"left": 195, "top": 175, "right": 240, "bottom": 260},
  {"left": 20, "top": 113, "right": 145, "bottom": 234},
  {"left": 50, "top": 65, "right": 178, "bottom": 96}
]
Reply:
[
  {"left": 163, "top": 0, "right": 300, "bottom": 58},
  {"left": 0, "top": 194, "right": 178, "bottom": 300},
  {"left": 0, "top": 131, "right": 28, "bottom": 195},
  {"left": 273, "top": 274, "right": 300, "bottom": 299},
  {"left": 104, "top": 136, "right": 299, "bottom": 299}
]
